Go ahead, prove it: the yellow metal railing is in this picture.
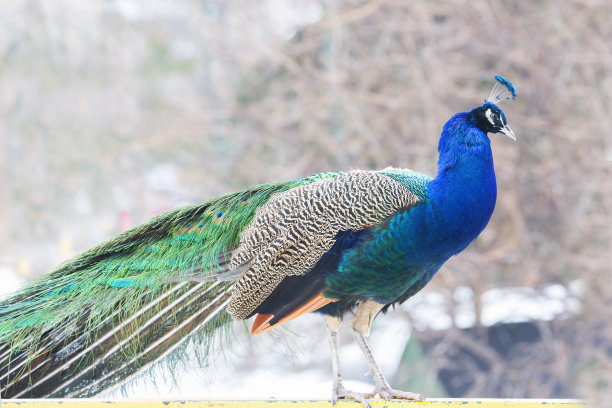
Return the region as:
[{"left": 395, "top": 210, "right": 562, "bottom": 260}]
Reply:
[{"left": 0, "top": 399, "right": 586, "bottom": 407}]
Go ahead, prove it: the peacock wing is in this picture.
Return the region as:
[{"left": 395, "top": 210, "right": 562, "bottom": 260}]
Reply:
[{"left": 226, "top": 170, "right": 422, "bottom": 323}]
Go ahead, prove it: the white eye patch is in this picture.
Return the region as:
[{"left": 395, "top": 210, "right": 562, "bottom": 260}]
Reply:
[{"left": 485, "top": 108, "right": 495, "bottom": 125}]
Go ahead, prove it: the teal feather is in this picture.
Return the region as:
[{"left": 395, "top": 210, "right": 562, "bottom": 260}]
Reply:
[{"left": 381, "top": 169, "right": 431, "bottom": 201}]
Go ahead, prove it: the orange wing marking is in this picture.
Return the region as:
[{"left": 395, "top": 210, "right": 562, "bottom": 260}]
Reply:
[
  {"left": 353, "top": 224, "right": 374, "bottom": 231},
  {"left": 250, "top": 292, "right": 338, "bottom": 335}
]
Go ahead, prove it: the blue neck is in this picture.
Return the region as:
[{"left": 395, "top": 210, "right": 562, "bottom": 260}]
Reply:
[
  {"left": 427, "top": 111, "right": 497, "bottom": 256},
  {"left": 325, "top": 110, "right": 500, "bottom": 305}
]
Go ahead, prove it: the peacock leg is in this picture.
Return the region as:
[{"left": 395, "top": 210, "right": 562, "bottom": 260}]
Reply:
[
  {"left": 325, "top": 315, "right": 372, "bottom": 407},
  {"left": 351, "top": 300, "right": 425, "bottom": 402}
]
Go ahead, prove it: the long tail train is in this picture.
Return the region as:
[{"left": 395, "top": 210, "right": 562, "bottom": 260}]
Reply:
[
  {"left": 0, "top": 178, "right": 309, "bottom": 398},
  {"left": 0, "top": 279, "right": 233, "bottom": 398}
]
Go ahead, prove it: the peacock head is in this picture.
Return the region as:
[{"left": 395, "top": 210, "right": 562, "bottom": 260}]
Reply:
[{"left": 470, "top": 75, "right": 517, "bottom": 141}]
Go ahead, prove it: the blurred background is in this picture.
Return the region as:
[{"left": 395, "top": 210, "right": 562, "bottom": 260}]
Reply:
[{"left": 0, "top": 0, "right": 610, "bottom": 404}]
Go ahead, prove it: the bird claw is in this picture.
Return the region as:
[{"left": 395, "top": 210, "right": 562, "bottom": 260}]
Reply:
[
  {"left": 370, "top": 385, "right": 426, "bottom": 401},
  {"left": 332, "top": 381, "right": 373, "bottom": 408},
  {"left": 332, "top": 381, "right": 425, "bottom": 408}
]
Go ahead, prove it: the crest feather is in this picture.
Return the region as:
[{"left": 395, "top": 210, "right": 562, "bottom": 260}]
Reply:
[{"left": 487, "top": 75, "right": 517, "bottom": 104}]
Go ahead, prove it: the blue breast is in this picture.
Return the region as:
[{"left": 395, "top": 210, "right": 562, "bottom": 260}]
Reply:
[{"left": 324, "top": 112, "right": 497, "bottom": 305}]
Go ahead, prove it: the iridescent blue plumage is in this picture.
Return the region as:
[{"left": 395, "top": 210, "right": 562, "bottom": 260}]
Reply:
[{"left": 324, "top": 101, "right": 501, "bottom": 311}]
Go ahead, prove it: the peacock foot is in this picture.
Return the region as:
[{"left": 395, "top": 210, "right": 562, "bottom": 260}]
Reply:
[
  {"left": 332, "top": 381, "right": 424, "bottom": 408},
  {"left": 332, "top": 381, "right": 373, "bottom": 408},
  {"left": 367, "top": 384, "right": 425, "bottom": 401}
]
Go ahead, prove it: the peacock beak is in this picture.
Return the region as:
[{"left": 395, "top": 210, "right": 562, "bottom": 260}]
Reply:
[{"left": 499, "top": 124, "right": 516, "bottom": 141}]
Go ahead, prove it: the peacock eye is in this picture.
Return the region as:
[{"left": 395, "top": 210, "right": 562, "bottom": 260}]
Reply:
[{"left": 484, "top": 108, "right": 501, "bottom": 126}]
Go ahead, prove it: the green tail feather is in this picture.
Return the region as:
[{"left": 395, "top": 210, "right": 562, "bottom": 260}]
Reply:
[{"left": 0, "top": 171, "right": 342, "bottom": 397}]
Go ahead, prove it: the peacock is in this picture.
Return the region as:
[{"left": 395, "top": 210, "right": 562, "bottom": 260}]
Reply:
[{"left": 0, "top": 76, "right": 516, "bottom": 407}]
